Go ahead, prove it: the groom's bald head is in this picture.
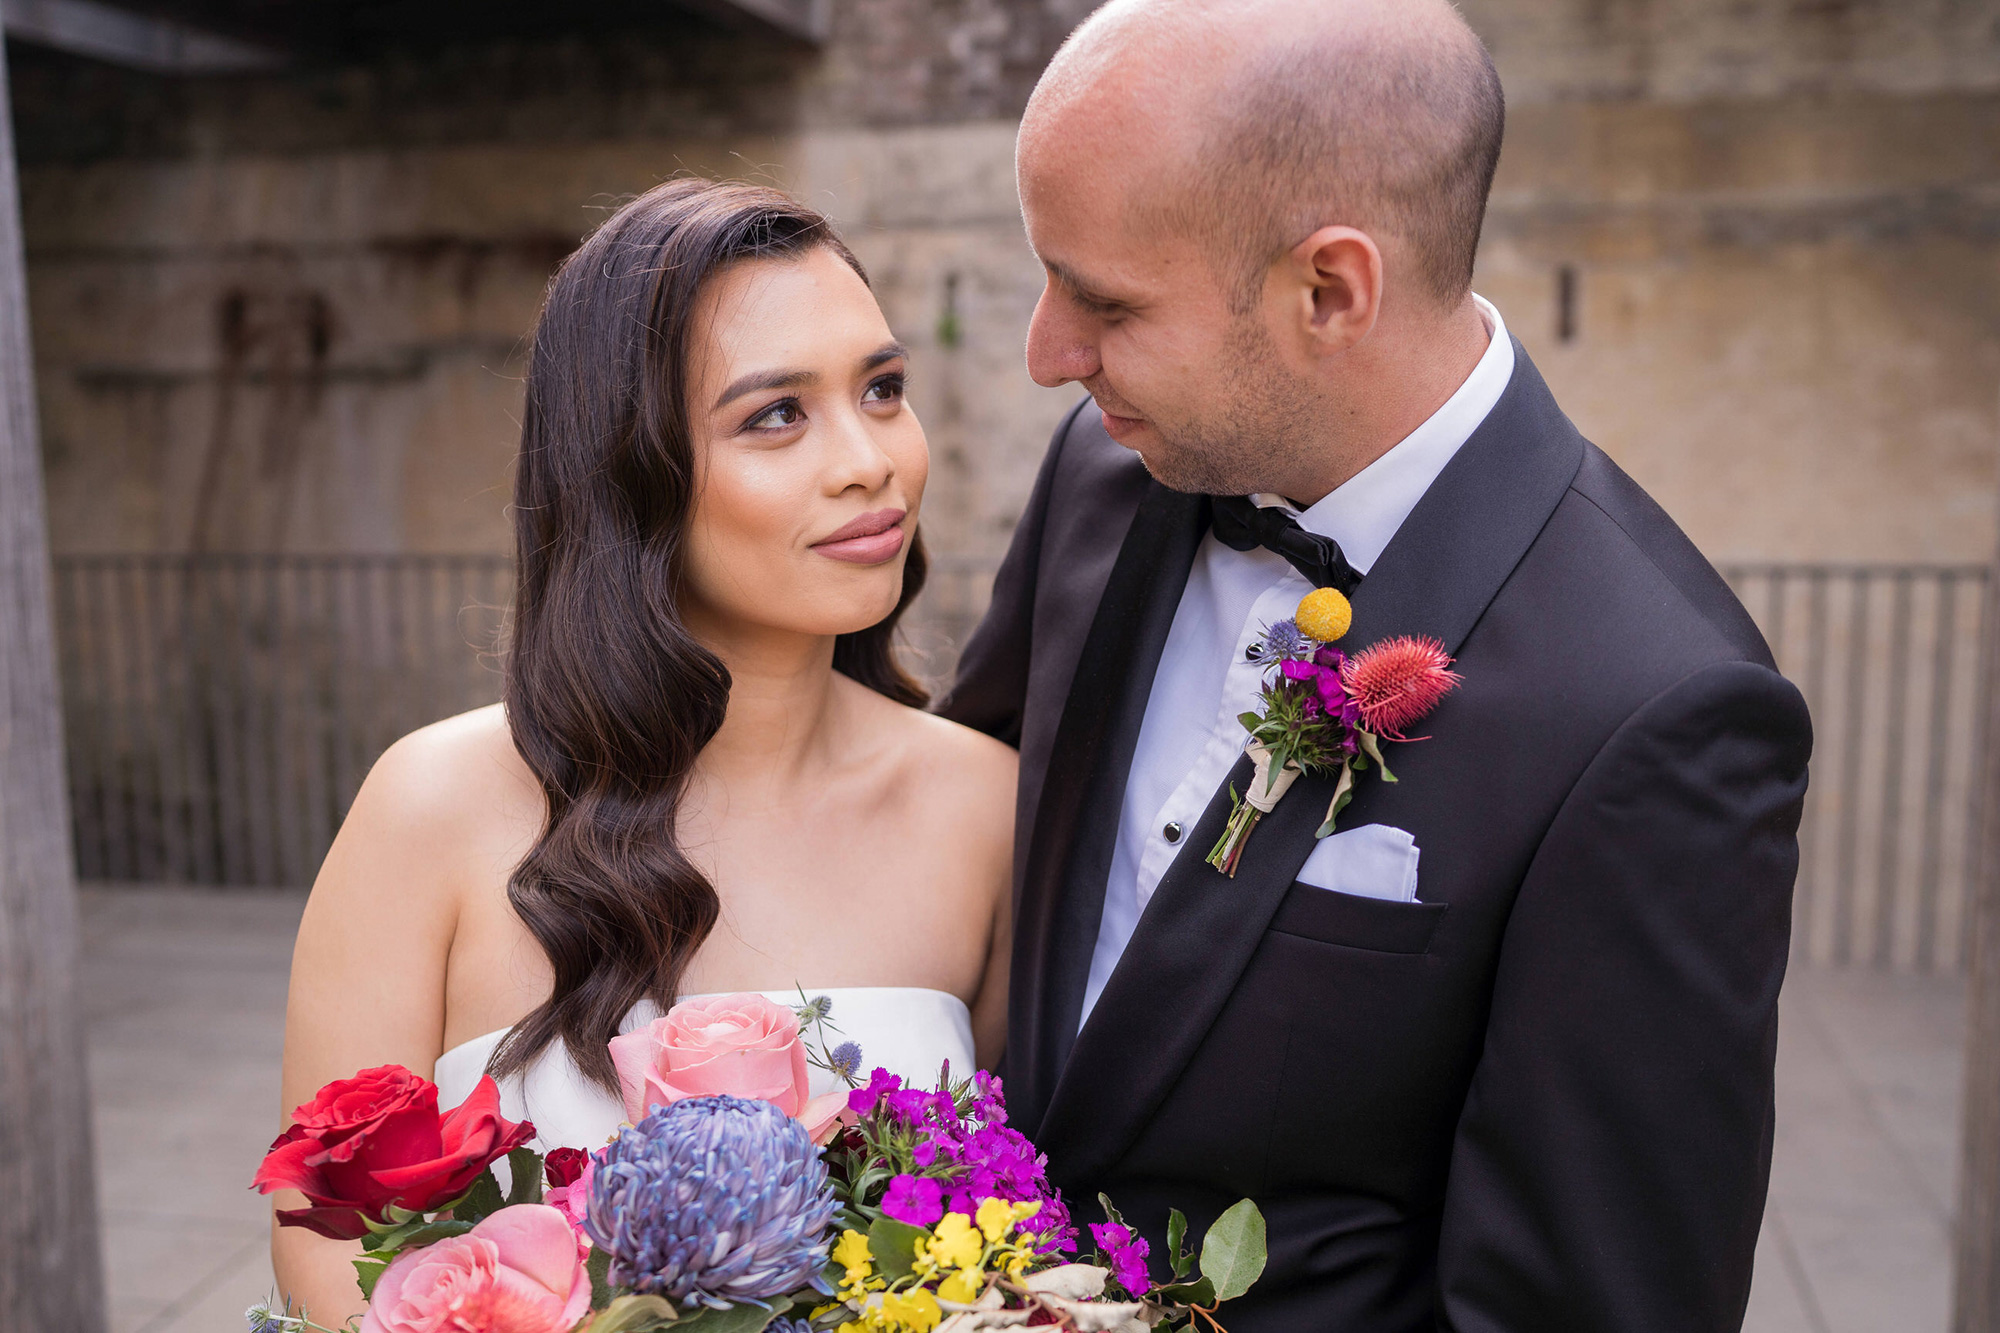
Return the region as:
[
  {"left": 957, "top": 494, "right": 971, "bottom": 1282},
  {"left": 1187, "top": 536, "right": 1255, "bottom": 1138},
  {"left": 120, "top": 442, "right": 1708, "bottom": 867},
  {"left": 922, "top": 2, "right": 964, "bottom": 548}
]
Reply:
[{"left": 1021, "top": 0, "right": 1504, "bottom": 307}]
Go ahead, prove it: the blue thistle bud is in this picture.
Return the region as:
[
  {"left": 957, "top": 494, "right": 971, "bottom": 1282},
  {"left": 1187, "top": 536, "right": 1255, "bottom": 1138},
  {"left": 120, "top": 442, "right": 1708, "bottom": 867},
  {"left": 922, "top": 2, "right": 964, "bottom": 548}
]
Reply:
[
  {"left": 830, "top": 1042, "right": 863, "bottom": 1081},
  {"left": 586, "top": 1095, "right": 836, "bottom": 1309},
  {"left": 244, "top": 1301, "right": 292, "bottom": 1333},
  {"left": 1260, "top": 618, "right": 1315, "bottom": 662},
  {"left": 797, "top": 994, "right": 834, "bottom": 1026}
]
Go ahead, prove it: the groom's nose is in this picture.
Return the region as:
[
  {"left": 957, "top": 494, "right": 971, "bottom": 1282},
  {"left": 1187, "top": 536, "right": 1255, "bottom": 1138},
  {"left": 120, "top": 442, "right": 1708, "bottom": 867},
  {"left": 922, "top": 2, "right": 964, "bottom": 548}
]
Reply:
[{"left": 1026, "top": 286, "right": 1103, "bottom": 388}]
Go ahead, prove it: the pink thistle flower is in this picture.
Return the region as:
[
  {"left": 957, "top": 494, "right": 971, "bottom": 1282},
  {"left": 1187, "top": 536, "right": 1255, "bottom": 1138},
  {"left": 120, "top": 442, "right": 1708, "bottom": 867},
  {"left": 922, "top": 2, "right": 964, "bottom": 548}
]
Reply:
[{"left": 1341, "top": 636, "right": 1460, "bottom": 738}]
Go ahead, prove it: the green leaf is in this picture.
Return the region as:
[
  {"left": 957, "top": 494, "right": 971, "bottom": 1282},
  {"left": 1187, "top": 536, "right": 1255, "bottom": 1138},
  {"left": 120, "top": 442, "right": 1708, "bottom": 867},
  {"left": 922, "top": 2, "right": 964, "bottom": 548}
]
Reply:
[
  {"left": 1357, "top": 730, "right": 1396, "bottom": 783},
  {"left": 585, "top": 1294, "right": 681, "bottom": 1333},
  {"left": 455, "top": 1167, "right": 506, "bottom": 1225},
  {"left": 1236, "top": 712, "right": 1262, "bottom": 733},
  {"left": 390, "top": 1219, "right": 474, "bottom": 1251},
  {"left": 588, "top": 1246, "right": 616, "bottom": 1310},
  {"left": 359, "top": 1219, "right": 425, "bottom": 1255},
  {"left": 868, "top": 1215, "right": 928, "bottom": 1284},
  {"left": 1198, "top": 1199, "right": 1267, "bottom": 1303},
  {"left": 1096, "top": 1192, "right": 1127, "bottom": 1230},
  {"left": 672, "top": 1298, "right": 793, "bottom": 1333},
  {"left": 352, "top": 1255, "right": 390, "bottom": 1302},
  {"left": 1153, "top": 1276, "right": 1216, "bottom": 1308},
  {"left": 1166, "top": 1209, "right": 1192, "bottom": 1279},
  {"left": 1315, "top": 761, "right": 1358, "bottom": 838},
  {"left": 504, "top": 1147, "right": 545, "bottom": 1208}
]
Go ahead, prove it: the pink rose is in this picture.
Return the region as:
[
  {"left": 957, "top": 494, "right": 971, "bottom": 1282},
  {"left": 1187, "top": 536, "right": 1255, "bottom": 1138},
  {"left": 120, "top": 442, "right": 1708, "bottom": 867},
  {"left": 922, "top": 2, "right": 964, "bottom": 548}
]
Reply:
[
  {"left": 360, "top": 1204, "right": 590, "bottom": 1333},
  {"left": 607, "top": 993, "right": 848, "bottom": 1142}
]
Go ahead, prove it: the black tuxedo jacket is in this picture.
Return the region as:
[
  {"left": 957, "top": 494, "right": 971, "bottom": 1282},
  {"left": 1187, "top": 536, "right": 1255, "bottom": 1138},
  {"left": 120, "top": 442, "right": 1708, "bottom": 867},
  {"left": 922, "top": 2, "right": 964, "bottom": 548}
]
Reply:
[{"left": 939, "top": 345, "right": 1812, "bottom": 1332}]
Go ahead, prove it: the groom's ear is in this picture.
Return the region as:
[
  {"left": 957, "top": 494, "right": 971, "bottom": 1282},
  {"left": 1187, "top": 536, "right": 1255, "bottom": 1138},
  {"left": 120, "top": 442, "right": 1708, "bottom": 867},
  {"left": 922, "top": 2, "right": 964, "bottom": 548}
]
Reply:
[{"left": 1286, "top": 225, "right": 1383, "bottom": 356}]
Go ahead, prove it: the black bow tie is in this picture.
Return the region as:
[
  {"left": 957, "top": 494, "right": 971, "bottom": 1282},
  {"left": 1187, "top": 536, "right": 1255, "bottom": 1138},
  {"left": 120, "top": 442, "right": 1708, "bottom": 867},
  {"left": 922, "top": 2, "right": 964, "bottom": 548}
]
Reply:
[{"left": 1210, "top": 495, "right": 1363, "bottom": 596}]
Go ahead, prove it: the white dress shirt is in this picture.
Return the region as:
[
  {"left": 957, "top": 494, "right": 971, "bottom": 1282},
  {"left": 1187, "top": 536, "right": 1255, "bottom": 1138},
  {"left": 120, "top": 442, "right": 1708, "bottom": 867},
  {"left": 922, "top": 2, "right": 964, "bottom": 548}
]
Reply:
[{"left": 1079, "top": 296, "right": 1516, "bottom": 1025}]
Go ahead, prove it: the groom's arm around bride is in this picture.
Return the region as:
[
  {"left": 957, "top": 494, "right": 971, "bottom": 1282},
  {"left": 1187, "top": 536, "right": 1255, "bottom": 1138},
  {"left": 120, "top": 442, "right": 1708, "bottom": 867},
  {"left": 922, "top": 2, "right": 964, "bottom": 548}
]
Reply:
[{"left": 943, "top": 2, "right": 1813, "bottom": 1330}]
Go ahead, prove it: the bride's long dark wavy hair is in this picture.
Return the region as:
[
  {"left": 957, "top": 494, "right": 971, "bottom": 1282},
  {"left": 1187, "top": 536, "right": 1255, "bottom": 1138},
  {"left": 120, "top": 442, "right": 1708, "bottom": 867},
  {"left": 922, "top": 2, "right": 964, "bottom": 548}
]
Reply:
[{"left": 491, "top": 179, "right": 929, "bottom": 1091}]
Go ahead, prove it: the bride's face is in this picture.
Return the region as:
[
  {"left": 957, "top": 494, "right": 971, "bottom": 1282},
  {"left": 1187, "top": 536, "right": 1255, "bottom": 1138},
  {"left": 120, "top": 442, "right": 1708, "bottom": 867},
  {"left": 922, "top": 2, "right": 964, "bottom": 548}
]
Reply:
[{"left": 681, "top": 247, "right": 929, "bottom": 645}]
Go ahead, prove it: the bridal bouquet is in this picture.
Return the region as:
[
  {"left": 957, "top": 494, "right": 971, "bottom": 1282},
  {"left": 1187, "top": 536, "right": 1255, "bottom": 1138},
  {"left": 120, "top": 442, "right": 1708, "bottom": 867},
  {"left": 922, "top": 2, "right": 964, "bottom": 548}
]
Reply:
[{"left": 253, "top": 993, "right": 1265, "bottom": 1333}]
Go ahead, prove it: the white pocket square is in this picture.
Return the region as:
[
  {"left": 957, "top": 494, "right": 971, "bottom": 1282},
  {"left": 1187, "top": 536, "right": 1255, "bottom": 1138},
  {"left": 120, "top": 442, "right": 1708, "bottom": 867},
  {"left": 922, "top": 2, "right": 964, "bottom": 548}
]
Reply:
[{"left": 1295, "top": 823, "right": 1421, "bottom": 903}]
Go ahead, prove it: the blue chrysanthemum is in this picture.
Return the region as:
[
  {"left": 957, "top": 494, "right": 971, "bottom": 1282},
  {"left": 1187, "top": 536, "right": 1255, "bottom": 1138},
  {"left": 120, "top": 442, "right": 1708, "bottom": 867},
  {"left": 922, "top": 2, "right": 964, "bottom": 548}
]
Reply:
[{"left": 585, "top": 1094, "right": 836, "bottom": 1309}]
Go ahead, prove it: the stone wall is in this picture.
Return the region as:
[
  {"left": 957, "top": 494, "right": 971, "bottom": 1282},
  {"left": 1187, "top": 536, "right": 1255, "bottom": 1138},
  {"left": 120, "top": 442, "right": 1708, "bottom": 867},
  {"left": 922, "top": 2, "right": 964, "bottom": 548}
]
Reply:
[{"left": 17, "top": 0, "right": 2000, "bottom": 566}]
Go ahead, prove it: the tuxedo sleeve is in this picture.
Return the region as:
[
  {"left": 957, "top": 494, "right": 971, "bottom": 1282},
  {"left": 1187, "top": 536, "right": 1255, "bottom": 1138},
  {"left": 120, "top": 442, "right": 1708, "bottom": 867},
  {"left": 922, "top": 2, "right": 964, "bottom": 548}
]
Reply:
[
  {"left": 933, "top": 401, "right": 1083, "bottom": 745},
  {"left": 1435, "top": 659, "right": 1812, "bottom": 1333}
]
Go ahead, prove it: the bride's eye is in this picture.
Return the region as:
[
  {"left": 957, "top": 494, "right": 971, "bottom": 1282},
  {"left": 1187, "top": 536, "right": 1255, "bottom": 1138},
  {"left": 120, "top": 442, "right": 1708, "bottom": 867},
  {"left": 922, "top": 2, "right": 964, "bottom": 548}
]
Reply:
[
  {"left": 745, "top": 398, "right": 804, "bottom": 431},
  {"left": 862, "top": 373, "right": 906, "bottom": 406}
]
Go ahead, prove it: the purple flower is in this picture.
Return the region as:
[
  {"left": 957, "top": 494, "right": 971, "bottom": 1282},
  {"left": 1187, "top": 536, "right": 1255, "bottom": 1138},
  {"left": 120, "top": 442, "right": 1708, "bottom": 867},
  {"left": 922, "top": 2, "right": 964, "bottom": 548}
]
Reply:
[
  {"left": 848, "top": 1068, "right": 903, "bottom": 1116},
  {"left": 1090, "top": 1221, "right": 1153, "bottom": 1297},
  {"left": 1282, "top": 652, "right": 1363, "bottom": 730},
  {"left": 881, "top": 1174, "right": 945, "bottom": 1227}
]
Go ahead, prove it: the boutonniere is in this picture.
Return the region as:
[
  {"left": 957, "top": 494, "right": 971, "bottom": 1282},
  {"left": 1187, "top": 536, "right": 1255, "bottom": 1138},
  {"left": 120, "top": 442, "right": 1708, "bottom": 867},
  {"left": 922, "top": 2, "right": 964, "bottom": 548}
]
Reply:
[{"left": 1206, "top": 588, "right": 1461, "bottom": 878}]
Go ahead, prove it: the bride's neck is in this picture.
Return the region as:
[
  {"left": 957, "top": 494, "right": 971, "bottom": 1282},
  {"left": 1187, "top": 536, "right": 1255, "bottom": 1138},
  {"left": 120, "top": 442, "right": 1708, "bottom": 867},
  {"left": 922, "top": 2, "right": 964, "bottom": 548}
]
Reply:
[{"left": 690, "top": 616, "right": 845, "bottom": 789}]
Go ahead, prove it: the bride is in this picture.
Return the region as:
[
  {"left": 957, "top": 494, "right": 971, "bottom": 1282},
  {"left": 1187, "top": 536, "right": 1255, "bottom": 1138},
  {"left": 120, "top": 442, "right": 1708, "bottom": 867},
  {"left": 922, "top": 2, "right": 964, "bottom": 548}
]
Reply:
[{"left": 270, "top": 179, "right": 1017, "bottom": 1323}]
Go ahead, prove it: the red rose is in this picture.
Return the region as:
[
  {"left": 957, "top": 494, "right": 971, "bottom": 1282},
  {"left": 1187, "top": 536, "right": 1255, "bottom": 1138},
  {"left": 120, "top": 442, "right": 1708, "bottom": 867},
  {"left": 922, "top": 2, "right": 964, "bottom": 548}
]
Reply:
[
  {"left": 253, "top": 1065, "right": 534, "bottom": 1239},
  {"left": 542, "top": 1146, "right": 587, "bottom": 1189}
]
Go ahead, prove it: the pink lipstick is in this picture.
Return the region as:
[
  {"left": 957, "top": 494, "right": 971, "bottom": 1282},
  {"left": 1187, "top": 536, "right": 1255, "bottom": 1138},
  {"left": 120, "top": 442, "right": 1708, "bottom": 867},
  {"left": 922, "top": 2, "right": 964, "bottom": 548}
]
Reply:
[{"left": 812, "top": 508, "right": 907, "bottom": 565}]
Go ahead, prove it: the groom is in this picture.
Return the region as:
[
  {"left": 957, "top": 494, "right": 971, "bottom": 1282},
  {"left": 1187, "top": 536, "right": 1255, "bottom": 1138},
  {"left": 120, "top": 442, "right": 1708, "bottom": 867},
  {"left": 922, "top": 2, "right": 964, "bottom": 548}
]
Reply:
[{"left": 942, "top": 0, "right": 1812, "bottom": 1329}]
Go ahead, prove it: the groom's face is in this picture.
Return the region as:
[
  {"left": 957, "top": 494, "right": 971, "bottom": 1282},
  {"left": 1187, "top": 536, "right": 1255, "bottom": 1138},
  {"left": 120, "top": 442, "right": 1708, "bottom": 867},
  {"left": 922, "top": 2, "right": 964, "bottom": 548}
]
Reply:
[{"left": 1020, "top": 151, "right": 1318, "bottom": 496}]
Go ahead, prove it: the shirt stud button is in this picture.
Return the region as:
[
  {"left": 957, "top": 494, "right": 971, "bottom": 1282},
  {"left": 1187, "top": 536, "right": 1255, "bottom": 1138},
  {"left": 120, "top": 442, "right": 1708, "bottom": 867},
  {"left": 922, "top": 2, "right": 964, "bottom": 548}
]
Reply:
[
  {"left": 1163, "top": 821, "right": 1184, "bottom": 844},
  {"left": 1245, "top": 643, "right": 1262, "bottom": 660}
]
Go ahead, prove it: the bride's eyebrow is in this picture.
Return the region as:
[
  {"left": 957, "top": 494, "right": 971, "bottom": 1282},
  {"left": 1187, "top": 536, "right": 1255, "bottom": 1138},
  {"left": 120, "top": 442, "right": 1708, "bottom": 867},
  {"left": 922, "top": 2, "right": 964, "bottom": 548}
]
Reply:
[
  {"left": 714, "top": 366, "right": 816, "bottom": 411},
  {"left": 860, "top": 341, "right": 909, "bottom": 371}
]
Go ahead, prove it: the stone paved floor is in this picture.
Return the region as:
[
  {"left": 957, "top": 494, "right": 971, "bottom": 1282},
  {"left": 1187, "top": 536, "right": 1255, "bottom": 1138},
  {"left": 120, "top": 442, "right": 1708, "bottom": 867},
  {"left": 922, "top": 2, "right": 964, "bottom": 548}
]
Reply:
[{"left": 81, "top": 884, "right": 1968, "bottom": 1333}]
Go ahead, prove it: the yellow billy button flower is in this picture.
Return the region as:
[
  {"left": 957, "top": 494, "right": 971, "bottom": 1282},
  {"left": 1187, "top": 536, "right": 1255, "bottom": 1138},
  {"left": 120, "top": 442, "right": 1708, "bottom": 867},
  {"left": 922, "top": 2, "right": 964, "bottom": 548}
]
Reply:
[
  {"left": 927, "top": 1213, "right": 984, "bottom": 1272},
  {"left": 1296, "top": 587, "right": 1353, "bottom": 643}
]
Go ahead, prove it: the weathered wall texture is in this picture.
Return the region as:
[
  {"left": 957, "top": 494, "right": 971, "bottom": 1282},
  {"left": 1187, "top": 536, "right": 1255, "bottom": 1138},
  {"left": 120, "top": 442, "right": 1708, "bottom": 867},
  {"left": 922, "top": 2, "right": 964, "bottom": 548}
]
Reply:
[{"left": 18, "top": 0, "right": 2000, "bottom": 566}]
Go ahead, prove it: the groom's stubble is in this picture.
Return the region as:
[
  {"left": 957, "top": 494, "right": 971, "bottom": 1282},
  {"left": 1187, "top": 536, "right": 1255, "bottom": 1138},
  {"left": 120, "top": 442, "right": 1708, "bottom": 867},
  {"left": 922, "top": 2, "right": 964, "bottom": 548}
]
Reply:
[{"left": 1103, "top": 313, "right": 1329, "bottom": 500}]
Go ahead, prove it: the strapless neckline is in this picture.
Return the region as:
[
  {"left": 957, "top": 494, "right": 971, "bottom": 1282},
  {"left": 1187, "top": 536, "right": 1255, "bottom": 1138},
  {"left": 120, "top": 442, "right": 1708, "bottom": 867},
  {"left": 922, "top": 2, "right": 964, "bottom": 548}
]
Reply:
[
  {"left": 432, "top": 986, "right": 977, "bottom": 1155},
  {"left": 435, "top": 985, "right": 972, "bottom": 1068}
]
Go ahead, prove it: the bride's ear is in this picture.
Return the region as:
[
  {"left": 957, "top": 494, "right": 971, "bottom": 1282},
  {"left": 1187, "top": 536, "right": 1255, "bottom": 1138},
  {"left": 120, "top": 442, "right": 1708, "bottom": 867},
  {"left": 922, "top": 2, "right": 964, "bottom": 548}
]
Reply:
[{"left": 1288, "top": 225, "right": 1383, "bottom": 357}]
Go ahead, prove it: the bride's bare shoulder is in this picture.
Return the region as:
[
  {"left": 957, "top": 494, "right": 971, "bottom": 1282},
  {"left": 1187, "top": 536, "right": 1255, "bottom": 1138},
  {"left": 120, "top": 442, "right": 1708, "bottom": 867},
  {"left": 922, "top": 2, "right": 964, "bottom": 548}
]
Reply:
[
  {"left": 313, "top": 704, "right": 541, "bottom": 908},
  {"left": 844, "top": 681, "right": 1017, "bottom": 833},
  {"left": 353, "top": 704, "right": 540, "bottom": 830}
]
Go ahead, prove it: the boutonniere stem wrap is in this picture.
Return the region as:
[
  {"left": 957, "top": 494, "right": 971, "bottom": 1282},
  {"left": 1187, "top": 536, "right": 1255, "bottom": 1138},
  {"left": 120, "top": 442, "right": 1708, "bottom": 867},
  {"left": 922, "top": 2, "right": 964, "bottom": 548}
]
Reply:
[{"left": 1206, "top": 588, "right": 1461, "bottom": 878}]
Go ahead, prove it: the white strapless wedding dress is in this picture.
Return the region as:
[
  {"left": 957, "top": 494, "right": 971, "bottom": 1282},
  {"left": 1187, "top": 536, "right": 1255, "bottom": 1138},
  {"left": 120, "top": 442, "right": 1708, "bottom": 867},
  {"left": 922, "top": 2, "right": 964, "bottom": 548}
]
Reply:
[{"left": 433, "top": 988, "right": 976, "bottom": 1153}]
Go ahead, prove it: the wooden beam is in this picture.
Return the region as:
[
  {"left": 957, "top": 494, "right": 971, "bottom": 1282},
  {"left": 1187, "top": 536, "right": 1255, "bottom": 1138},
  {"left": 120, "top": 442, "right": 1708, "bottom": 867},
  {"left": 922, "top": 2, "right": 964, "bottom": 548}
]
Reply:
[
  {"left": 0, "top": 25, "right": 107, "bottom": 1333},
  {"left": 1959, "top": 462, "right": 2000, "bottom": 1331},
  {"left": 3, "top": 0, "right": 284, "bottom": 74}
]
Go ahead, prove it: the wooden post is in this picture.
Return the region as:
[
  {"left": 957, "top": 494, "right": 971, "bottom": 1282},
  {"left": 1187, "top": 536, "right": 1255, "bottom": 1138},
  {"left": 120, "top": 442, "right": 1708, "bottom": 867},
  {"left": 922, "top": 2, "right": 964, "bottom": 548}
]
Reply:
[
  {"left": 0, "top": 30, "right": 107, "bottom": 1333},
  {"left": 1957, "top": 432, "right": 2000, "bottom": 1331}
]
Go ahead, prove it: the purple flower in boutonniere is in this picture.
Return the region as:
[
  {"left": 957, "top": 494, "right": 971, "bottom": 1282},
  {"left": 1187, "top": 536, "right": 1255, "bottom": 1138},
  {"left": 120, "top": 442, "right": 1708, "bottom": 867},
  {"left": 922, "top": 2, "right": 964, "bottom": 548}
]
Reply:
[
  {"left": 1206, "top": 589, "right": 1460, "bottom": 878},
  {"left": 1280, "top": 648, "right": 1365, "bottom": 735}
]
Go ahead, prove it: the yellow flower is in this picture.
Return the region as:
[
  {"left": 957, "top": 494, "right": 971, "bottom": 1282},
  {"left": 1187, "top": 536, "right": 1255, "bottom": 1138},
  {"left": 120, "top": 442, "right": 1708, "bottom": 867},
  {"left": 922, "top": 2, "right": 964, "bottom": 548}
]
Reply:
[
  {"left": 879, "top": 1288, "right": 942, "bottom": 1332},
  {"left": 1296, "top": 586, "right": 1352, "bottom": 642},
  {"left": 938, "top": 1268, "right": 983, "bottom": 1304},
  {"left": 834, "top": 1229, "right": 873, "bottom": 1275},
  {"left": 927, "top": 1213, "right": 983, "bottom": 1272},
  {"left": 975, "top": 1197, "right": 1016, "bottom": 1243}
]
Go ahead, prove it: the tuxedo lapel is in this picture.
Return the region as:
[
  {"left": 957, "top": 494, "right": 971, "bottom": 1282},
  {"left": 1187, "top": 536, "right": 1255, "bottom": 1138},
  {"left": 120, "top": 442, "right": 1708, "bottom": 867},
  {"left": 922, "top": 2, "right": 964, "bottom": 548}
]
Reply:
[
  {"left": 1033, "top": 343, "right": 1586, "bottom": 1183},
  {"left": 1010, "top": 481, "right": 1208, "bottom": 1137}
]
